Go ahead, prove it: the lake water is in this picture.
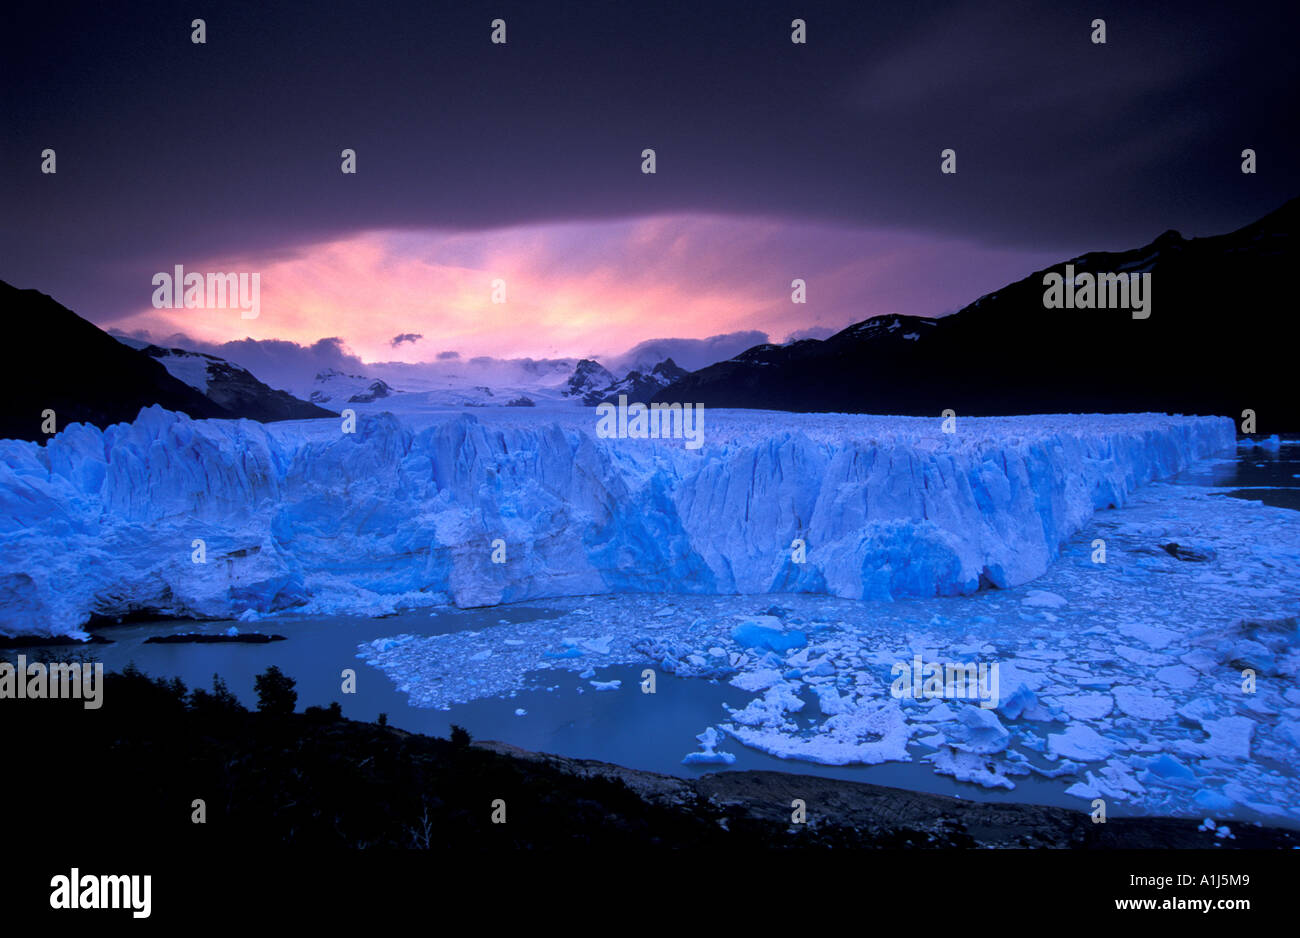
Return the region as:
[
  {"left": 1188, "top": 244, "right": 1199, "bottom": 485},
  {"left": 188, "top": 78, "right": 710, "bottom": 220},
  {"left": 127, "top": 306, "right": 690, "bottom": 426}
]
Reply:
[
  {"left": 11, "top": 439, "right": 1299, "bottom": 820},
  {"left": 17, "top": 609, "right": 1097, "bottom": 811},
  {"left": 1168, "top": 437, "right": 1300, "bottom": 511}
]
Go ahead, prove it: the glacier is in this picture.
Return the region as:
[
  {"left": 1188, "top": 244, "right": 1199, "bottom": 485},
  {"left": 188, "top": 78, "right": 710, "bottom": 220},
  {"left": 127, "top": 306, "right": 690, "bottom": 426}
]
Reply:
[
  {"left": 353, "top": 480, "right": 1300, "bottom": 823},
  {"left": 0, "top": 405, "right": 1233, "bottom": 637}
]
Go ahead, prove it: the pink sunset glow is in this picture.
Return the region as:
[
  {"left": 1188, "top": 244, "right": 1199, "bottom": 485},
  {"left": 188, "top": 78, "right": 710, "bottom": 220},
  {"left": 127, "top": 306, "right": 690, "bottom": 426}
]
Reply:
[{"left": 112, "top": 214, "right": 1059, "bottom": 364}]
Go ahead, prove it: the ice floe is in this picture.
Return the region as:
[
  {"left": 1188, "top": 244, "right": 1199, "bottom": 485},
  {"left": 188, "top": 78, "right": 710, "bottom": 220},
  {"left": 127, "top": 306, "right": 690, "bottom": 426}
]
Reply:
[{"left": 355, "top": 474, "right": 1300, "bottom": 824}]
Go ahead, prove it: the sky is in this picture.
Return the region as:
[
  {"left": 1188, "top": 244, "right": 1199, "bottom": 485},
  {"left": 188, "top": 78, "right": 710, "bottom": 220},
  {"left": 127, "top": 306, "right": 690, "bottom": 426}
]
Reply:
[{"left": 3, "top": 0, "right": 1296, "bottom": 383}]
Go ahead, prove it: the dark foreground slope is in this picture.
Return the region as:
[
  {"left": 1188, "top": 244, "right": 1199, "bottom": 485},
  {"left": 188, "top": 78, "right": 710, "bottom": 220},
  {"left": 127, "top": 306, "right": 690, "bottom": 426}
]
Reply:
[
  {"left": 8, "top": 668, "right": 1295, "bottom": 851},
  {"left": 0, "top": 281, "right": 333, "bottom": 441},
  {"left": 0, "top": 281, "right": 229, "bottom": 441},
  {"left": 657, "top": 198, "right": 1297, "bottom": 430}
]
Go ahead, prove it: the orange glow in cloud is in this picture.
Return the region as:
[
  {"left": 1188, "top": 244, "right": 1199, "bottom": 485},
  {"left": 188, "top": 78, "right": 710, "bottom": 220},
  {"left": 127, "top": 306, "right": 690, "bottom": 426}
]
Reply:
[{"left": 113, "top": 214, "right": 1058, "bottom": 363}]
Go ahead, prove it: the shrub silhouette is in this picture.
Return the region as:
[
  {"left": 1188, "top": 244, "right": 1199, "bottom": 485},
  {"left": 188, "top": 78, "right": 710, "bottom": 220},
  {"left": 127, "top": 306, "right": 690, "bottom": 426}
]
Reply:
[
  {"left": 450, "top": 724, "right": 471, "bottom": 747},
  {"left": 190, "top": 673, "right": 243, "bottom": 715},
  {"left": 253, "top": 665, "right": 297, "bottom": 715}
]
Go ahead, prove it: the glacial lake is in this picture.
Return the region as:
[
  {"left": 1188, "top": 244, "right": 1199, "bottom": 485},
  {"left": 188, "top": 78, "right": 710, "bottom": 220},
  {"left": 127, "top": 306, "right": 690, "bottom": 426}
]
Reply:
[{"left": 10, "top": 439, "right": 1299, "bottom": 823}]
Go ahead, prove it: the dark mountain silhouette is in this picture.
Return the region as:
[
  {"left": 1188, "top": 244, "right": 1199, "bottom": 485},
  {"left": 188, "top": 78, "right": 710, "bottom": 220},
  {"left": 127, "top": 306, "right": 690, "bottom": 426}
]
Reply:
[
  {"left": 655, "top": 198, "right": 1298, "bottom": 432},
  {"left": 0, "top": 281, "right": 330, "bottom": 442}
]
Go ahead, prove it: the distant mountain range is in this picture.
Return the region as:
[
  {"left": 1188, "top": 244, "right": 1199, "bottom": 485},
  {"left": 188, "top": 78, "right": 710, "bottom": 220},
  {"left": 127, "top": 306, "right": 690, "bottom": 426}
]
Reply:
[
  {"left": 598, "top": 359, "right": 689, "bottom": 405},
  {"left": 654, "top": 197, "right": 1298, "bottom": 431},
  {"left": 0, "top": 281, "right": 331, "bottom": 442},
  {"left": 5, "top": 197, "right": 1294, "bottom": 440},
  {"left": 562, "top": 357, "right": 688, "bottom": 405}
]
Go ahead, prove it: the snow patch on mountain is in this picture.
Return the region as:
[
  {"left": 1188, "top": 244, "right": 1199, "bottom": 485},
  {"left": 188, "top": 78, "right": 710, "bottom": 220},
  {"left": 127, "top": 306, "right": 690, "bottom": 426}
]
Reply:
[
  {"left": 114, "top": 337, "right": 219, "bottom": 392},
  {"left": 144, "top": 347, "right": 214, "bottom": 393},
  {"left": 112, "top": 337, "right": 332, "bottom": 421},
  {"left": 596, "top": 359, "right": 689, "bottom": 404},
  {"left": 562, "top": 360, "right": 617, "bottom": 404}
]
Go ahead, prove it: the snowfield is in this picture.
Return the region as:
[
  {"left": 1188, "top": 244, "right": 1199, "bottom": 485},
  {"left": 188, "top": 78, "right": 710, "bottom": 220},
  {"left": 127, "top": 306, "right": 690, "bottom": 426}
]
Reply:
[{"left": 0, "top": 406, "right": 1232, "bottom": 637}]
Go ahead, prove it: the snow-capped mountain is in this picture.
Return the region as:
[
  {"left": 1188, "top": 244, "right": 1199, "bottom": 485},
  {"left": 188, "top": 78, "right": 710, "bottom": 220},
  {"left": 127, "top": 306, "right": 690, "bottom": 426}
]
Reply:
[
  {"left": 560, "top": 357, "right": 691, "bottom": 405},
  {"left": 118, "top": 340, "right": 335, "bottom": 421},
  {"left": 562, "top": 359, "right": 616, "bottom": 404},
  {"left": 308, "top": 368, "right": 399, "bottom": 405},
  {"left": 656, "top": 197, "right": 1299, "bottom": 428},
  {"left": 309, "top": 377, "right": 560, "bottom": 412},
  {"left": 308, "top": 366, "right": 566, "bottom": 411},
  {"left": 596, "top": 358, "right": 689, "bottom": 404}
]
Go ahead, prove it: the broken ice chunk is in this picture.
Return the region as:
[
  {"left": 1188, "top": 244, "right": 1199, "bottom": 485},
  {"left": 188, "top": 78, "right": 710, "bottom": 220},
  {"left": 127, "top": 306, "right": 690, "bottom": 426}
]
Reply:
[
  {"left": 954, "top": 705, "right": 1011, "bottom": 754},
  {"left": 1112, "top": 685, "right": 1175, "bottom": 720},
  {"left": 1047, "top": 724, "right": 1116, "bottom": 761},
  {"left": 730, "top": 619, "right": 807, "bottom": 653},
  {"left": 1022, "top": 590, "right": 1067, "bottom": 608},
  {"left": 681, "top": 726, "right": 737, "bottom": 765}
]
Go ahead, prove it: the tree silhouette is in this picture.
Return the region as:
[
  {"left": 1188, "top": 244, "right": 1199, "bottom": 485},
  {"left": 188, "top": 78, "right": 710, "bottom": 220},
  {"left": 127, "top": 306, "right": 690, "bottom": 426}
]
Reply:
[{"left": 253, "top": 665, "right": 297, "bottom": 715}]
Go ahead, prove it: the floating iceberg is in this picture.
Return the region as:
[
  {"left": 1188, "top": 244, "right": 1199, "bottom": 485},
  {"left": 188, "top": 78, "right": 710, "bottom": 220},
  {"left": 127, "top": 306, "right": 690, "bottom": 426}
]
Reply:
[
  {"left": 1238, "top": 434, "right": 1282, "bottom": 451},
  {"left": 681, "top": 727, "right": 736, "bottom": 765}
]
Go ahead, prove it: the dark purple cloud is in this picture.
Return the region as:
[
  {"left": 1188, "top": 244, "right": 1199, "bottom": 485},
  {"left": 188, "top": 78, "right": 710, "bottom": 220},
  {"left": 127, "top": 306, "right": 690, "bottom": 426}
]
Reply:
[
  {"left": 4, "top": 0, "right": 1296, "bottom": 332},
  {"left": 610, "top": 332, "right": 771, "bottom": 374}
]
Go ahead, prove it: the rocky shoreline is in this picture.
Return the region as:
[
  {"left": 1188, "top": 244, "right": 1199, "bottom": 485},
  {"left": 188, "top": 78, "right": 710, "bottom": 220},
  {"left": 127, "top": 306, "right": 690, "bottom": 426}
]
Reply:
[{"left": 475, "top": 741, "right": 1298, "bottom": 849}]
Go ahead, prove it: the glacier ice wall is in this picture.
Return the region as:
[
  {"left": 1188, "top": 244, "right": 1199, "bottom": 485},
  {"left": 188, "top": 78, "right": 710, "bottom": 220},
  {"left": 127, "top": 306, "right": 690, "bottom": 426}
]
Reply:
[{"left": 0, "top": 406, "right": 1234, "bottom": 636}]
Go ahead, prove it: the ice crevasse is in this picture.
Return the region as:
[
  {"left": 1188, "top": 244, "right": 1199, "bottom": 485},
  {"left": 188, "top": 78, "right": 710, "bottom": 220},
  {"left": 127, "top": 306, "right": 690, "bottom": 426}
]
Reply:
[{"left": 0, "top": 406, "right": 1234, "bottom": 636}]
